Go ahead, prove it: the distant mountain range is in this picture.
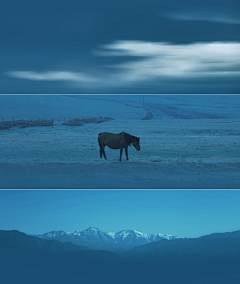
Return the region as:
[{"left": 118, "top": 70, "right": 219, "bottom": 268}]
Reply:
[
  {"left": 0, "top": 229, "right": 88, "bottom": 254},
  {"left": 125, "top": 230, "right": 240, "bottom": 260},
  {"left": 34, "top": 227, "right": 180, "bottom": 253},
  {"left": 1, "top": 229, "right": 240, "bottom": 284},
  {"left": 0, "top": 229, "right": 121, "bottom": 263}
]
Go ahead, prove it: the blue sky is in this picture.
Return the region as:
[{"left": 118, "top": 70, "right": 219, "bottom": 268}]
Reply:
[
  {"left": 1, "top": 190, "right": 240, "bottom": 238},
  {"left": 1, "top": 0, "right": 240, "bottom": 93}
]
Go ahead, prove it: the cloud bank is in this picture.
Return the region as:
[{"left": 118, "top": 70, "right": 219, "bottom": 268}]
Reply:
[
  {"left": 98, "top": 41, "right": 240, "bottom": 82},
  {"left": 6, "top": 41, "right": 240, "bottom": 87}
]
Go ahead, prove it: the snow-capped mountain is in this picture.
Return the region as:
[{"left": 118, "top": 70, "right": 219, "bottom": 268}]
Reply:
[{"left": 34, "top": 227, "right": 181, "bottom": 252}]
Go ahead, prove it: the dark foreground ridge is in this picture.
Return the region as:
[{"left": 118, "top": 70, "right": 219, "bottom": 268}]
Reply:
[{"left": 1, "top": 229, "right": 240, "bottom": 284}]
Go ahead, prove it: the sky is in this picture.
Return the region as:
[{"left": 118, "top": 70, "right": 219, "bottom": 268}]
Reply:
[
  {"left": 1, "top": 0, "right": 240, "bottom": 93},
  {"left": 1, "top": 190, "right": 240, "bottom": 238}
]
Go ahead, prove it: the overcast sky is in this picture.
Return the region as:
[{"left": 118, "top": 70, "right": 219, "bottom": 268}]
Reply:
[
  {"left": 1, "top": 0, "right": 240, "bottom": 93},
  {"left": 1, "top": 190, "right": 240, "bottom": 238}
]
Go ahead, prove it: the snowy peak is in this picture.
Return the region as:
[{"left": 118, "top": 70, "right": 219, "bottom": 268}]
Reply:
[
  {"left": 38, "top": 228, "right": 180, "bottom": 241},
  {"left": 43, "top": 230, "right": 70, "bottom": 238},
  {"left": 73, "top": 227, "right": 114, "bottom": 243},
  {"left": 34, "top": 228, "right": 181, "bottom": 252},
  {"left": 74, "top": 227, "right": 101, "bottom": 235},
  {"left": 149, "top": 233, "right": 180, "bottom": 242},
  {"left": 116, "top": 229, "right": 148, "bottom": 240}
]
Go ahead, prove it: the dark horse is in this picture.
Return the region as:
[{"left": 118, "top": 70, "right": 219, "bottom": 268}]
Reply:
[{"left": 98, "top": 132, "right": 140, "bottom": 161}]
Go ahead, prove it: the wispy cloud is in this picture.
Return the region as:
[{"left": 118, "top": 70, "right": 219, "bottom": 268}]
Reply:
[
  {"left": 163, "top": 12, "right": 240, "bottom": 25},
  {"left": 6, "top": 71, "right": 98, "bottom": 83}
]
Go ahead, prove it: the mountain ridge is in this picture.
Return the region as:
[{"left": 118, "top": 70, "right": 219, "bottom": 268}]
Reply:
[
  {"left": 124, "top": 229, "right": 240, "bottom": 260},
  {"left": 34, "top": 227, "right": 181, "bottom": 252},
  {"left": 0, "top": 229, "right": 90, "bottom": 254},
  {"left": 1, "top": 229, "right": 240, "bottom": 284}
]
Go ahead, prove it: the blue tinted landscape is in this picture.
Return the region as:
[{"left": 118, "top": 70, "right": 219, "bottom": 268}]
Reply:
[
  {"left": 1, "top": 190, "right": 240, "bottom": 283},
  {"left": 0, "top": 95, "right": 240, "bottom": 188},
  {"left": 1, "top": 0, "right": 240, "bottom": 282}
]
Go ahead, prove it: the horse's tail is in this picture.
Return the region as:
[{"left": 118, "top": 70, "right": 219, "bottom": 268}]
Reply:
[
  {"left": 98, "top": 133, "right": 107, "bottom": 160},
  {"left": 98, "top": 133, "right": 103, "bottom": 158}
]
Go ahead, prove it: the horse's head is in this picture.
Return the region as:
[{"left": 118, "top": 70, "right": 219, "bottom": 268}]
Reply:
[{"left": 133, "top": 137, "right": 140, "bottom": 151}]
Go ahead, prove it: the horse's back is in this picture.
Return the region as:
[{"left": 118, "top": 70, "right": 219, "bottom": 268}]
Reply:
[
  {"left": 99, "top": 132, "right": 112, "bottom": 141},
  {"left": 99, "top": 132, "right": 125, "bottom": 140},
  {"left": 98, "top": 132, "right": 126, "bottom": 149},
  {"left": 99, "top": 132, "right": 125, "bottom": 135}
]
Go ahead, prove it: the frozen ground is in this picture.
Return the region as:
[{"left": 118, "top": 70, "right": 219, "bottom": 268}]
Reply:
[{"left": 0, "top": 95, "right": 240, "bottom": 189}]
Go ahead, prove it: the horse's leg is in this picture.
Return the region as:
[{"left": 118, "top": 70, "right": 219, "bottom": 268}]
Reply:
[
  {"left": 102, "top": 146, "right": 107, "bottom": 160},
  {"left": 119, "top": 148, "right": 123, "bottom": 161},
  {"left": 99, "top": 145, "right": 105, "bottom": 159},
  {"left": 125, "top": 147, "right": 129, "bottom": 160}
]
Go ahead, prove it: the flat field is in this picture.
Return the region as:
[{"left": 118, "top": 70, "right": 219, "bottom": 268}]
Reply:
[{"left": 0, "top": 95, "right": 239, "bottom": 189}]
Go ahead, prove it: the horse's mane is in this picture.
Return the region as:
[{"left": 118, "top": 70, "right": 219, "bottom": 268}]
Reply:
[{"left": 124, "top": 133, "right": 137, "bottom": 145}]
